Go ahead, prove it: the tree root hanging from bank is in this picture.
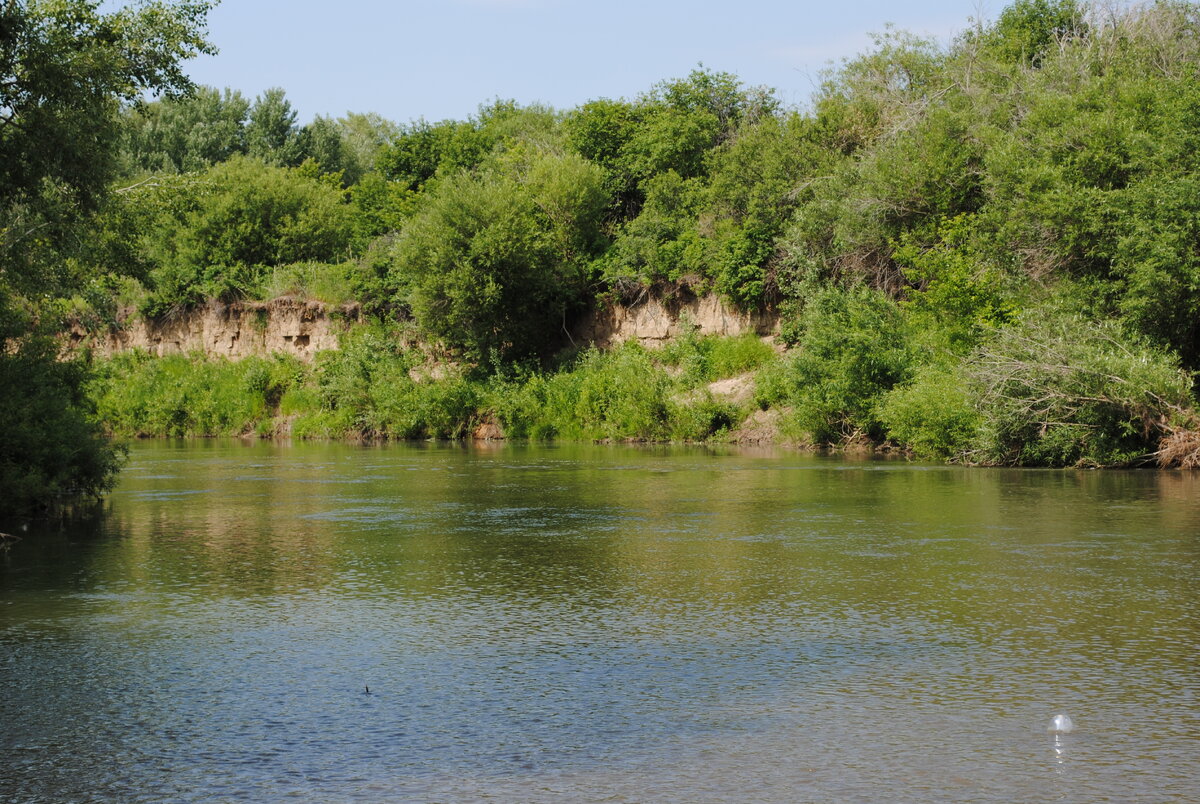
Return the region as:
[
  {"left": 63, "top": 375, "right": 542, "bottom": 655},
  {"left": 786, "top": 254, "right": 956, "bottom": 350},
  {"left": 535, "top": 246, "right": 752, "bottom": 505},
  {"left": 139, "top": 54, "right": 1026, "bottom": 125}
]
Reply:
[{"left": 1156, "top": 426, "right": 1200, "bottom": 469}]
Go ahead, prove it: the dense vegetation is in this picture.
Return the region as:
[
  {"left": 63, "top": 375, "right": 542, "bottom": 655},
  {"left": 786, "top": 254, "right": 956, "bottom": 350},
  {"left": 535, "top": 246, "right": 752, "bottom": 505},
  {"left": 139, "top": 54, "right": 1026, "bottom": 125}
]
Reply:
[
  {"left": 89, "top": 328, "right": 775, "bottom": 444},
  {"left": 11, "top": 0, "right": 1200, "bottom": 513},
  {"left": 1, "top": 0, "right": 213, "bottom": 514}
]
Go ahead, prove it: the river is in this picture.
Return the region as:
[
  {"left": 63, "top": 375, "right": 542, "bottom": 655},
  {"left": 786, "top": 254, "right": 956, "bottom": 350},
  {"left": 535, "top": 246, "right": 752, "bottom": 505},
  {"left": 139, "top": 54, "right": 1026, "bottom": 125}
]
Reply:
[{"left": 2, "top": 441, "right": 1198, "bottom": 802}]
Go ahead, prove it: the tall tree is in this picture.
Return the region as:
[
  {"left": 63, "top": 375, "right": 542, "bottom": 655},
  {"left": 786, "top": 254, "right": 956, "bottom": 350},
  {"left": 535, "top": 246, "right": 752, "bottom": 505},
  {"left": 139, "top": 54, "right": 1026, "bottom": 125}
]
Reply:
[
  {"left": 247, "top": 86, "right": 304, "bottom": 166},
  {"left": 120, "top": 85, "right": 250, "bottom": 175},
  {"left": 0, "top": 0, "right": 213, "bottom": 514}
]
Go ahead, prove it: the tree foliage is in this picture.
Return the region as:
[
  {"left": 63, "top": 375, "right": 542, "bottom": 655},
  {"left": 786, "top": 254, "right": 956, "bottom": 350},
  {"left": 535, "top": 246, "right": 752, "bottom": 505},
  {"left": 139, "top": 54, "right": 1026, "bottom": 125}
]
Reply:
[
  {"left": 0, "top": 0, "right": 212, "bottom": 513},
  {"left": 120, "top": 85, "right": 249, "bottom": 174},
  {"left": 391, "top": 146, "right": 608, "bottom": 362},
  {"left": 966, "top": 305, "right": 1194, "bottom": 466},
  {"left": 33, "top": 0, "right": 1200, "bottom": 468},
  {"left": 131, "top": 156, "right": 355, "bottom": 313}
]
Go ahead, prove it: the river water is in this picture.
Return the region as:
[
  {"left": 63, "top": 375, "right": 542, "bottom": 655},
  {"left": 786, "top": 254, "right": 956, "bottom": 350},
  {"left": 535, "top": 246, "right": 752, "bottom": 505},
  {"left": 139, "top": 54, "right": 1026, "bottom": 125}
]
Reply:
[{"left": 1, "top": 441, "right": 1198, "bottom": 802}]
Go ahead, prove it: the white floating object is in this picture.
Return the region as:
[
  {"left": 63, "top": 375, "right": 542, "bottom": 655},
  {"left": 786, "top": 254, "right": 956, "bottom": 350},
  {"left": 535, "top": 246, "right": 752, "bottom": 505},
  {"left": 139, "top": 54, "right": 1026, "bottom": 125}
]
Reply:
[{"left": 1048, "top": 714, "right": 1074, "bottom": 733}]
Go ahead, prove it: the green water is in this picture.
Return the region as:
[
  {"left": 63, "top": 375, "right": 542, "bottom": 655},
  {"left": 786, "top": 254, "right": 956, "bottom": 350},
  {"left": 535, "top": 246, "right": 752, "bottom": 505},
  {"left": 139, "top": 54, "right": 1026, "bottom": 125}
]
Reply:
[{"left": 1, "top": 441, "right": 1198, "bottom": 802}]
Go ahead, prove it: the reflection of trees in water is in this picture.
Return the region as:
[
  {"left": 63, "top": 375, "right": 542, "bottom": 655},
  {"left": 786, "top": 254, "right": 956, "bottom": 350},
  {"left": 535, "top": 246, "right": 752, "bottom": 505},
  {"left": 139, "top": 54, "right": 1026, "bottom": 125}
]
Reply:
[
  {"left": 90, "top": 443, "right": 346, "bottom": 596},
  {"left": 41, "top": 441, "right": 1197, "bottom": 653}
]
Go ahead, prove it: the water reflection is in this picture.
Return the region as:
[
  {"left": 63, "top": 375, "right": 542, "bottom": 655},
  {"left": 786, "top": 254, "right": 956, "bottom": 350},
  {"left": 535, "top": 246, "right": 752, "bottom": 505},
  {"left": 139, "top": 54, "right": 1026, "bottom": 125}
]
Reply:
[
  {"left": 1053, "top": 732, "right": 1070, "bottom": 765},
  {"left": 1, "top": 441, "right": 1198, "bottom": 802}
]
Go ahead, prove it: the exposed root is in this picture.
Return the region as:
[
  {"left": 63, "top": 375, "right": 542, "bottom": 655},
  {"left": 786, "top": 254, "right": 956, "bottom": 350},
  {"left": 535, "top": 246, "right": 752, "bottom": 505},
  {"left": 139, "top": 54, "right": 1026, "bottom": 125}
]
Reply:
[
  {"left": 1156, "top": 427, "right": 1200, "bottom": 469},
  {"left": 472, "top": 415, "right": 505, "bottom": 441}
]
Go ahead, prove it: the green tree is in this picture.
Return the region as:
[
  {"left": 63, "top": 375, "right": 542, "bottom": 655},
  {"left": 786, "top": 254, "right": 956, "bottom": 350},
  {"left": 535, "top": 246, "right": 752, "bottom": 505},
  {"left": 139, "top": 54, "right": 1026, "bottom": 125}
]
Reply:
[
  {"left": 392, "top": 148, "right": 608, "bottom": 362},
  {"left": 137, "top": 156, "right": 355, "bottom": 312},
  {"left": 297, "top": 114, "right": 360, "bottom": 183},
  {"left": 376, "top": 118, "right": 487, "bottom": 192},
  {"left": 119, "top": 85, "right": 249, "bottom": 175},
  {"left": 967, "top": 304, "right": 1193, "bottom": 466},
  {"left": 0, "top": 0, "right": 213, "bottom": 513},
  {"left": 781, "top": 285, "right": 913, "bottom": 443},
  {"left": 983, "top": 0, "right": 1085, "bottom": 66},
  {"left": 375, "top": 101, "right": 550, "bottom": 194},
  {"left": 704, "top": 112, "right": 833, "bottom": 305},
  {"left": 337, "top": 111, "right": 399, "bottom": 175},
  {"left": 247, "top": 87, "right": 304, "bottom": 166},
  {"left": 564, "top": 98, "right": 644, "bottom": 217}
]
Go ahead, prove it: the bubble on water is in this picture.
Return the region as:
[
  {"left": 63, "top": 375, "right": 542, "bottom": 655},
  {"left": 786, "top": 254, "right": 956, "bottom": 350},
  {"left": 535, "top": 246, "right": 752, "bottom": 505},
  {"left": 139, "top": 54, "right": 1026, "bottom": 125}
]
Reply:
[{"left": 1048, "top": 714, "right": 1074, "bottom": 733}]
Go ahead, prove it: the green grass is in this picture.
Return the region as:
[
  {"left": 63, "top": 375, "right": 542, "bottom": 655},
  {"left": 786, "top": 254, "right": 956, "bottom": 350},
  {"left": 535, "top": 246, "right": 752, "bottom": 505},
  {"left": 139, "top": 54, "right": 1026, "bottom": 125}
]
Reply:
[{"left": 88, "top": 334, "right": 776, "bottom": 444}]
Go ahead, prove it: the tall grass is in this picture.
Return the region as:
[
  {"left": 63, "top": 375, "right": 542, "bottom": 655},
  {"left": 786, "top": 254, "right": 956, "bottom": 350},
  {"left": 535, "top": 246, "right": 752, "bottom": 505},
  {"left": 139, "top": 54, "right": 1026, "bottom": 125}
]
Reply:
[
  {"left": 88, "top": 334, "right": 773, "bottom": 443},
  {"left": 91, "top": 351, "right": 281, "bottom": 437},
  {"left": 659, "top": 329, "right": 776, "bottom": 384},
  {"left": 258, "top": 261, "right": 362, "bottom": 305}
]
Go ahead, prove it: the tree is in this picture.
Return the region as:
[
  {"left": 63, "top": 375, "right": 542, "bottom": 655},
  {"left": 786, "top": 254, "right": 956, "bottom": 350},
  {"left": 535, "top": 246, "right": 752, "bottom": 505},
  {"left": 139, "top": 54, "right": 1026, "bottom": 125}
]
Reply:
[
  {"left": 377, "top": 117, "right": 493, "bottom": 193},
  {"left": 119, "top": 85, "right": 250, "bottom": 175},
  {"left": 0, "top": 0, "right": 213, "bottom": 513},
  {"left": 564, "top": 98, "right": 644, "bottom": 217},
  {"left": 966, "top": 305, "right": 1192, "bottom": 466},
  {"left": 337, "top": 111, "right": 399, "bottom": 175},
  {"left": 247, "top": 87, "right": 304, "bottom": 166},
  {"left": 391, "top": 148, "right": 608, "bottom": 362},
  {"left": 135, "top": 156, "right": 356, "bottom": 313},
  {"left": 984, "top": 0, "right": 1085, "bottom": 66},
  {"left": 298, "top": 115, "right": 359, "bottom": 183},
  {"left": 0, "top": 0, "right": 214, "bottom": 220}
]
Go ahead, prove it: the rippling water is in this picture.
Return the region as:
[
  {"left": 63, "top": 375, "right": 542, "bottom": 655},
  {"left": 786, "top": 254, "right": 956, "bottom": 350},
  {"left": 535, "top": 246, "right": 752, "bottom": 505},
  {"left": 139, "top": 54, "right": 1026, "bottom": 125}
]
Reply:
[{"left": 1, "top": 441, "right": 1198, "bottom": 802}]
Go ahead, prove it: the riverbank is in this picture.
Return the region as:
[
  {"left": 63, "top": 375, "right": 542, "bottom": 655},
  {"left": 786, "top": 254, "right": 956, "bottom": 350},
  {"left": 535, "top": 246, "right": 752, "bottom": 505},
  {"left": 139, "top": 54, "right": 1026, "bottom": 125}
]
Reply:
[
  {"left": 70, "top": 283, "right": 778, "bottom": 362},
  {"left": 88, "top": 328, "right": 789, "bottom": 445},
  {"left": 86, "top": 310, "right": 1200, "bottom": 468}
]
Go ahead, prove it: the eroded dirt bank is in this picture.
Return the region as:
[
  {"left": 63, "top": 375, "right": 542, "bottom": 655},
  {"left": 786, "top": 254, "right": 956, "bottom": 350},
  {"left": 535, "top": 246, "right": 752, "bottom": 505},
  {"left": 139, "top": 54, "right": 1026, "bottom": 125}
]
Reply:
[
  {"left": 574, "top": 287, "right": 777, "bottom": 348},
  {"left": 79, "top": 289, "right": 779, "bottom": 361},
  {"left": 73, "top": 299, "right": 363, "bottom": 362}
]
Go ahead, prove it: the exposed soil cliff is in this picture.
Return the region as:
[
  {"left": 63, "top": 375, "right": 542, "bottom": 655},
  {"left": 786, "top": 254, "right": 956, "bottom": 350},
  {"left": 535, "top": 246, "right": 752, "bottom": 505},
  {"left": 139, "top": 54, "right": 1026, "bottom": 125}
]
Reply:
[
  {"left": 74, "top": 298, "right": 362, "bottom": 362},
  {"left": 574, "top": 286, "right": 778, "bottom": 348},
  {"left": 76, "top": 288, "right": 778, "bottom": 361}
]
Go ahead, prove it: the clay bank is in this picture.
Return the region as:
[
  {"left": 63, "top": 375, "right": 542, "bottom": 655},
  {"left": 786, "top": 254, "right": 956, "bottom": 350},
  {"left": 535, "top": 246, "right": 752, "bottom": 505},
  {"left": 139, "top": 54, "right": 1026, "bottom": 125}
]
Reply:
[
  {"left": 72, "top": 298, "right": 364, "bottom": 362},
  {"left": 75, "top": 289, "right": 779, "bottom": 362}
]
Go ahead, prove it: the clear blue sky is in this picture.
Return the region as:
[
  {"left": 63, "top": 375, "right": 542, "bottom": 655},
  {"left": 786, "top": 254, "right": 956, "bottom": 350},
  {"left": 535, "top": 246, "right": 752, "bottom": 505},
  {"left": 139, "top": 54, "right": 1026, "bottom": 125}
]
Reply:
[{"left": 186, "top": 1, "right": 999, "bottom": 124}]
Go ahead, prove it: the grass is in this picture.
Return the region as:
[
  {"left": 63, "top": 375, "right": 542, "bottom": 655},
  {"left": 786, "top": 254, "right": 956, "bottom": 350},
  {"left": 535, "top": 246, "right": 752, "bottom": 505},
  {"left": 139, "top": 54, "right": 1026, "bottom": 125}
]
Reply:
[{"left": 88, "top": 333, "right": 780, "bottom": 444}]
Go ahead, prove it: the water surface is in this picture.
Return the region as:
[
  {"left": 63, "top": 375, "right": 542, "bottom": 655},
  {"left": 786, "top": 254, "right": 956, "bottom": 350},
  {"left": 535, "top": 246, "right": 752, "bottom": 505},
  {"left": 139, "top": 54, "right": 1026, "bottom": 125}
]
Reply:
[{"left": 2, "top": 441, "right": 1198, "bottom": 802}]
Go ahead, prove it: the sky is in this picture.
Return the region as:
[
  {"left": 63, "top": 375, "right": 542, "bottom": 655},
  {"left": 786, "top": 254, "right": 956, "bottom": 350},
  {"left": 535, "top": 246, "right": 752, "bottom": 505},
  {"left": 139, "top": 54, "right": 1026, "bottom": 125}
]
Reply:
[{"left": 185, "top": 1, "right": 999, "bottom": 125}]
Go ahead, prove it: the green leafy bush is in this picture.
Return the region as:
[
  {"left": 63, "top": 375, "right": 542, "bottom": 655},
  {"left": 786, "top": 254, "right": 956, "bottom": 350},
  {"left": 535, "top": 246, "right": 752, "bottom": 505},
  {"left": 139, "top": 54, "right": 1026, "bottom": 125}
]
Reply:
[
  {"left": 486, "top": 342, "right": 742, "bottom": 442},
  {"left": 391, "top": 148, "right": 607, "bottom": 361},
  {"left": 966, "top": 306, "right": 1195, "bottom": 466},
  {"left": 0, "top": 339, "right": 125, "bottom": 513},
  {"left": 136, "top": 157, "right": 355, "bottom": 314},
  {"left": 781, "top": 285, "right": 913, "bottom": 443},
  {"left": 667, "top": 395, "right": 738, "bottom": 441},
  {"left": 878, "top": 365, "right": 981, "bottom": 459}
]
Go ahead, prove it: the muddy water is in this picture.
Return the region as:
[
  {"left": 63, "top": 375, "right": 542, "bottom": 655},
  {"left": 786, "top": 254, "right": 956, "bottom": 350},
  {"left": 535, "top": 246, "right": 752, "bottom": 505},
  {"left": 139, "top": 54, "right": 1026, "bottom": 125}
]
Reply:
[{"left": 2, "top": 441, "right": 1197, "bottom": 802}]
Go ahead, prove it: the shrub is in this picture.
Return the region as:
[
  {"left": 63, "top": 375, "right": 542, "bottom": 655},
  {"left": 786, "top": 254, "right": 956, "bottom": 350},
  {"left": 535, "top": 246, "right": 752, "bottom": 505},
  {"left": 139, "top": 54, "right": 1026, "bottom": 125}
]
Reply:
[
  {"left": 878, "top": 365, "right": 981, "bottom": 459},
  {"left": 392, "top": 149, "right": 607, "bottom": 362},
  {"left": 667, "top": 395, "right": 738, "bottom": 441},
  {"left": 137, "top": 157, "right": 355, "bottom": 315},
  {"left": 966, "top": 307, "right": 1195, "bottom": 466},
  {"left": 782, "top": 285, "right": 913, "bottom": 443},
  {"left": 367, "top": 368, "right": 480, "bottom": 439},
  {"left": 485, "top": 343, "right": 675, "bottom": 441},
  {"left": 0, "top": 339, "right": 124, "bottom": 513}
]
